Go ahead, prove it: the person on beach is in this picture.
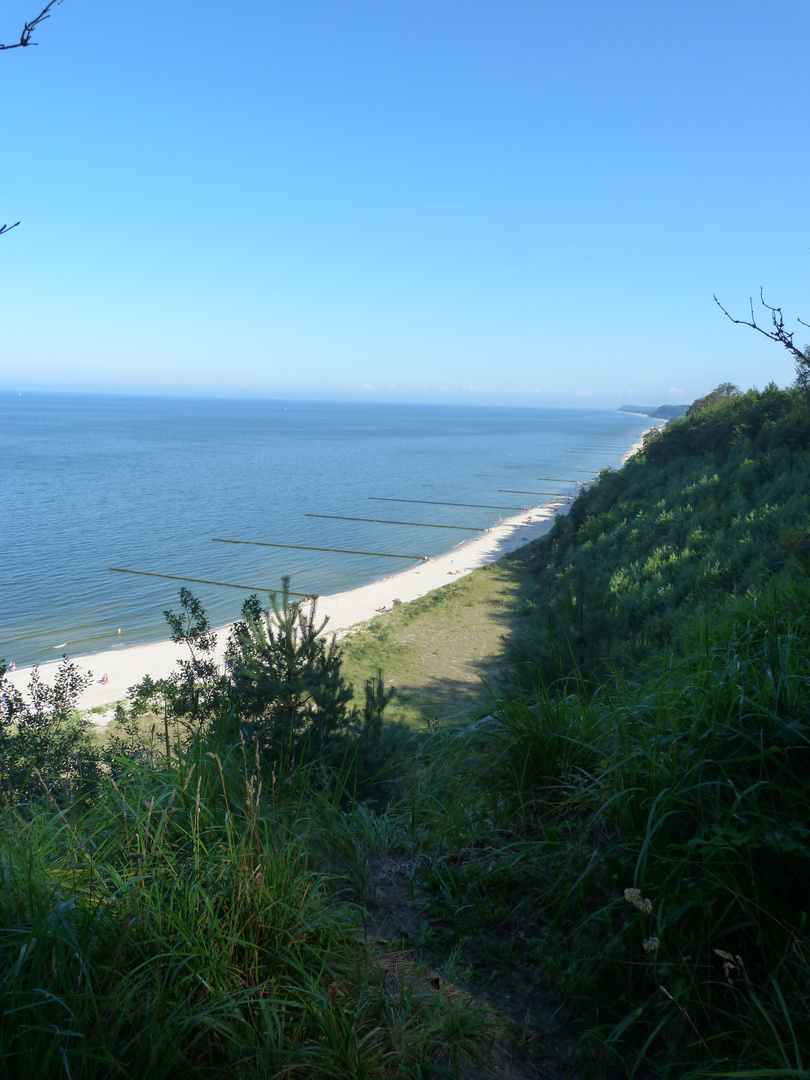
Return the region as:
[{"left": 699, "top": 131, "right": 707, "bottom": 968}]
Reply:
[{"left": 101, "top": 673, "right": 109, "bottom": 684}]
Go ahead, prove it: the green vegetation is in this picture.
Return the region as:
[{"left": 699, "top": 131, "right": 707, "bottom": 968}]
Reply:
[
  {"left": 3, "top": 381, "right": 810, "bottom": 1077},
  {"left": 225, "top": 580, "right": 357, "bottom": 761},
  {"left": 339, "top": 551, "right": 541, "bottom": 726},
  {"left": 0, "top": 659, "right": 98, "bottom": 803},
  {"left": 512, "top": 382, "right": 810, "bottom": 682},
  {"left": 402, "top": 382, "right": 810, "bottom": 1075},
  {"left": 0, "top": 742, "right": 500, "bottom": 1078}
]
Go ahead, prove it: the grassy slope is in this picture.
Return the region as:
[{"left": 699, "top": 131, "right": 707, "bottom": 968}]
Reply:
[
  {"left": 332, "top": 385, "right": 810, "bottom": 1077},
  {"left": 394, "top": 386, "right": 810, "bottom": 1077},
  {"left": 511, "top": 384, "right": 810, "bottom": 680},
  {"left": 339, "top": 548, "right": 541, "bottom": 726}
]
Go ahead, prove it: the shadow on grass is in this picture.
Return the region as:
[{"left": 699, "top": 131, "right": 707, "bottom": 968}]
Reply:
[{"left": 340, "top": 541, "right": 548, "bottom": 727}]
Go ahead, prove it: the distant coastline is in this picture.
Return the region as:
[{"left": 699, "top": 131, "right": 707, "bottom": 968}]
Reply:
[{"left": 617, "top": 403, "right": 688, "bottom": 421}]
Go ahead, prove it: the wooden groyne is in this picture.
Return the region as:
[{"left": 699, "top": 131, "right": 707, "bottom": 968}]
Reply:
[
  {"left": 369, "top": 496, "right": 524, "bottom": 511},
  {"left": 304, "top": 513, "right": 484, "bottom": 531},
  {"left": 212, "top": 538, "right": 424, "bottom": 560},
  {"left": 109, "top": 567, "right": 310, "bottom": 596},
  {"left": 498, "top": 489, "right": 570, "bottom": 497}
]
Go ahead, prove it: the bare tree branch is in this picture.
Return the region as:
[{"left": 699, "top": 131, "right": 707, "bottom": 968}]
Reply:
[
  {"left": 714, "top": 288, "right": 810, "bottom": 370},
  {"left": 1, "top": 3, "right": 64, "bottom": 234},
  {"left": 0, "top": 0, "right": 62, "bottom": 50}
]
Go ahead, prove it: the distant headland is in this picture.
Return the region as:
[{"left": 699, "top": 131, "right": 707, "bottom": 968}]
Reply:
[{"left": 617, "top": 403, "right": 689, "bottom": 420}]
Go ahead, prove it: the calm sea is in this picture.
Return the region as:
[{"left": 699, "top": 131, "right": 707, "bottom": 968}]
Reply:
[{"left": 1, "top": 393, "right": 650, "bottom": 667}]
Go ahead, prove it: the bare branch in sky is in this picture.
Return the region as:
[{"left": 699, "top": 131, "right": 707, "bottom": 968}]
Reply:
[
  {"left": 0, "top": 0, "right": 62, "bottom": 50},
  {"left": 714, "top": 289, "right": 810, "bottom": 374},
  {"left": 1, "top": 2, "right": 64, "bottom": 233}
]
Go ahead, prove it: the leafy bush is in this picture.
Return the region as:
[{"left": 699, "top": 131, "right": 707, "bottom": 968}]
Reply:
[
  {"left": 0, "top": 658, "right": 98, "bottom": 804},
  {"left": 224, "top": 578, "right": 357, "bottom": 764}
]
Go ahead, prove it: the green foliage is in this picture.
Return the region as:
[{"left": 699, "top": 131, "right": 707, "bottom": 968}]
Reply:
[
  {"left": 225, "top": 577, "right": 357, "bottom": 764},
  {"left": 410, "top": 587, "right": 810, "bottom": 1075},
  {"left": 0, "top": 744, "right": 498, "bottom": 1079},
  {"left": 122, "top": 587, "right": 230, "bottom": 765},
  {"left": 510, "top": 384, "right": 810, "bottom": 684},
  {"left": 399, "top": 382, "right": 810, "bottom": 1075},
  {"left": 348, "top": 669, "right": 412, "bottom": 806},
  {"left": 116, "top": 582, "right": 408, "bottom": 809},
  {"left": 0, "top": 659, "right": 98, "bottom": 803},
  {"left": 685, "top": 380, "right": 742, "bottom": 415},
  {"left": 160, "top": 585, "right": 224, "bottom": 723}
]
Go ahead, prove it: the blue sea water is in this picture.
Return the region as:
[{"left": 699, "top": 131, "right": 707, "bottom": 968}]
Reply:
[{"left": 1, "top": 393, "right": 651, "bottom": 667}]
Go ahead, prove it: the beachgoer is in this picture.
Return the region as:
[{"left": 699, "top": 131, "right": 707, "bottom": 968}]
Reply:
[
  {"left": 101, "top": 673, "right": 109, "bottom": 684},
  {"left": 8, "top": 661, "right": 15, "bottom": 671}
]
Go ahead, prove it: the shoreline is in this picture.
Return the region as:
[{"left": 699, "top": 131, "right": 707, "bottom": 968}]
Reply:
[
  {"left": 623, "top": 425, "right": 657, "bottom": 462},
  {"left": 5, "top": 496, "right": 575, "bottom": 715},
  {"left": 617, "top": 410, "right": 669, "bottom": 420}
]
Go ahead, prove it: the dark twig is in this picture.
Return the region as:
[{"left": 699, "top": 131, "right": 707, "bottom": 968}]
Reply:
[
  {"left": 0, "top": 0, "right": 62, "bottom": 50},
  {"left": 714, "top": 289, "right": 809, "bottom": 369},
  {"left": 1, "top": 2, "right": 64, "bottom": 234}
]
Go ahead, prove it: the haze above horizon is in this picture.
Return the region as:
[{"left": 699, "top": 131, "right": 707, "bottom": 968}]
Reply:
[{"left": 2, "top": 1, "right": 808, "bottom": 407}]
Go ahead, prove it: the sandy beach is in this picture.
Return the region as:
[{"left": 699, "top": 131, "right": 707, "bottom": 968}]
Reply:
[
  {"left": 5, "top": 422, "right": 656, "bottom": 720},
  {"left": 5, "top": 428, "right": 656, "bottom": 718},
  {"left": 4, "top": 497, "right": 575, "bottom": 715}
]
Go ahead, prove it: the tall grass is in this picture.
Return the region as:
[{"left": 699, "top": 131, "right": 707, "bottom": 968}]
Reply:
[
  {"left": 406, "top": 588, "right": 810, "bottom": 1076},
  {"left": 0, "top": 738, "right": 501, "bottom": 1079}
]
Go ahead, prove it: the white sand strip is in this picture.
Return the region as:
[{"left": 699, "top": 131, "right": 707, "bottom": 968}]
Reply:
[{"left": 5, "top": 499, "right": 574, "bottom": 713}]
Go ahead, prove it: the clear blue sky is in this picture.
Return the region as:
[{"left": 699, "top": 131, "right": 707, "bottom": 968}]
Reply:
[{"left": 2, "top": 0, "right": 809, "bottom": 406}]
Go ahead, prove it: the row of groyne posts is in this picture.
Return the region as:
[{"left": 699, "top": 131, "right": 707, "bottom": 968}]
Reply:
[{"left": 108, "top": 467, "right": 602, "bottom": 597}]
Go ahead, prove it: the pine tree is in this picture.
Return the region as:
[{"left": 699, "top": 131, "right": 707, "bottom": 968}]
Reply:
[{"left": 225, "top": 577, "right": 356, "bottom": 762}]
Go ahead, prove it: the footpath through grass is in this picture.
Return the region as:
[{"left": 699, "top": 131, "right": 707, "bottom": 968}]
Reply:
[
  {"left": 0, "top": 739, "right": 522, "bottom": 1080},
  {"left": 372, "top": 384, "right": 810, "bottom": 1078}
]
